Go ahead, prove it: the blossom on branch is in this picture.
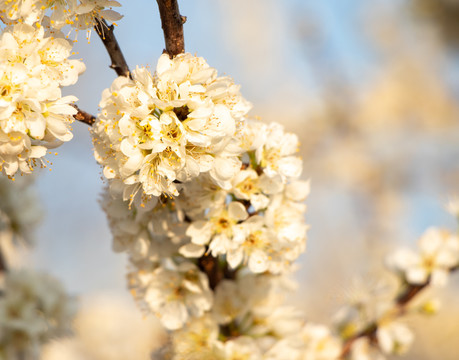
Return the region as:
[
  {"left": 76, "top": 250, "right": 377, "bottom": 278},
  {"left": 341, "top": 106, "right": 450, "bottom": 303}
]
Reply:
[
  {"left": 0, "top": 0, "right": 122, "bottom": 33},
  {"left": 92, "top": 53, "right": 251, "bottom": 199},
  {"left": 386, "top": 227, "right": 459, "bottom": 286},
  {"left": 0, "top": 23, "right": 85, "bottom": 176},
  {"left": 0, "top": 269, "right": 75, "bottom": 358}
]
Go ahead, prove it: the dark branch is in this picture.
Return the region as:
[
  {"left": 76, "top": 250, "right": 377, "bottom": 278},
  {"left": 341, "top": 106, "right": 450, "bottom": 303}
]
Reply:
[
  {"left": 72, "top": 105, "right": 96, "bottom": 126},
  {"left": 395, "top": 283, "right": 429, "bottom": 306},
  {"left": 197, "top": 252, "right": 237, "bottom": 290},
  {"left": 156, "top": 0, "right": 186, "bottom": 57},
  {"left": 340, "top": 281, "right": 429, "bottom": 358},
  {"left": 94, "top": 18, "right": 131, "bottom": 78},
  {"left": 339, "top": 267, "right": 459, "bottom": 358},
  {"left": 198, "top": 254, "right": 222, "bottom": 290},
  {"left": 0, "top": 244, "right": 7, "bottom": 273}
]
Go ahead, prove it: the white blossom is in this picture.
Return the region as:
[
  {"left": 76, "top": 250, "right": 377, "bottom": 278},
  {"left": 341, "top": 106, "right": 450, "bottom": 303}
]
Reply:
[
  {"left": 171, "top": 315, "right": 220, "bottom": 360},
  {"left": 93, "top": 53, "right": 250, "bottom": 198},
  {"left": 0, "top": 175, "right": 40, "bottom": 245},
  {"left": 387, "top": 227, "right": 459, "bottom": 286},
  {"left": 0, "top": 269, "right": 75, "bottom": 358},
  {"left": 184, "top": 200, "right": 248, "bottom": 257},
  {"left": 376, "top": 320, "right": 414, "bottom": 355},
  {"left": 131, "top": 259, "right": 213, "bottom": 330},
  {"left": 350, "top": 338, "right": 385, "bottom": 360},
  {"left": 0, "top": 23, "right": 85, "bottom": 176},
  {"left": 255, "top": 122, "right": 302, "bottom": 181}
]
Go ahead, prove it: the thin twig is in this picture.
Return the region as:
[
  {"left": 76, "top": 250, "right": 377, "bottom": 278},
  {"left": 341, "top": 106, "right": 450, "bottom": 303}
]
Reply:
[
  {"left": 72, "top": 105, "right": 96, "bottom": 126},
  {"left": 94, "top": 18, "right": 131, "bottom": 78},
  {"left": 340, "top": 282, "right": 429, "bottom": 358},
  {"left": 340, "top": 267, "right": 459, "bottom": 358},
  {"left": 156, "top": 0, "right": 186, "bottom": 57},
  {"left": 0, "top": 243, "right": 7, "bottom": 273}
]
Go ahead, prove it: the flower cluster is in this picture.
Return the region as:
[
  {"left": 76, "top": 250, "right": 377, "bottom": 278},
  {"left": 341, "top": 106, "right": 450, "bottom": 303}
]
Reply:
[
  {"left": 0, "top": 23, "right": 85, "bottom": 176},
  {"left": 97, "top": 53, "right": 312, "bottom": 358},
  {"left": 93, "top": 53, "right": 251, "bottom": 198},
  {"left": 152, "top": 273, "right": 341, "bottom": 360},
  {"left": 333, "top": 279, "right": 415, "bottom": 359},
  {"left": 387, "top": 227, "right": 459, "bottom": 287},
  {"left": 0, "top": 269, "right": 75, "bottom": 359},
  {"left": 98, "top": 52, "right": 459, "bottom": 360},
  {"left": 0, "top": 0, "right": 122, "bottom": 35},
  {"left": 332, "top": 226, "right": 459, "bottom": 359},
  {"left": 0, "top": 175, "right": 40, "bottom": 245}
]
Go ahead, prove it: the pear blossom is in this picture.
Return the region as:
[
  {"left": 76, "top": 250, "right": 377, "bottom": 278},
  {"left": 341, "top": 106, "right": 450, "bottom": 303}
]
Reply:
[
  {"left": 299, "top": 323, "right": 342, "bottom": 360},
  {"left": 183, "top": 200, "right": 248, "bottom": 257},
  {"left": 0, "top": 0, "right": 43, "bottom": 25},
  {"left": 214, "top": 337, "right": 262, "bottom": 360},
  {"left": 386, "top": 227, "right": 459, "bottom": 286},
  {"left": 0, "top": 175, "right": 40, "bottom": 245},
  {"left": 255, "top": 122, "right": 303, "bottom": 180},
  {"left": 0, "top": 0, "right": 122, "bottom": 35},
  {"left": 231, "top": 169, "right": 283, "bottom": 211},
  {"left": 101, "top": 188, "right": 190, "bottom": 262},
  {"left": 130, "top": 259, "right": 213, "bottom": 330},
  {"left": 0, "top": 23, "right": 85, "bottom": 176},
  {"left": 350, "top": 338, "right": 385, "bottom": 360},
  {"left": 73, "top": 0, "right": 122, "bottom": 30},
  {"left": 93, "top": 53, "right": 251, "bottom": 198},
  {"left": 170, "top": 315, "right": 220, "bottom": 360},
  {"left": 0, "top": 269, "right": 75, "bottom": 358},
  {"left": 376, "top": 320, "right": 414, "bottom": 355}
]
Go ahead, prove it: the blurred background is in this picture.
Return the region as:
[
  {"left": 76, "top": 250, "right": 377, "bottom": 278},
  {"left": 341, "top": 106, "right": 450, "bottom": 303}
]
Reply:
[{"left": 6, "top": 0, "right": 459, "bottom": 358}]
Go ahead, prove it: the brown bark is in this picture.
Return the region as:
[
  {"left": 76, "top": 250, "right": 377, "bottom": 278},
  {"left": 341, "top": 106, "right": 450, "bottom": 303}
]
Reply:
[
  {"left": 94, "top": 18, "right": 131, "bottom": 78},
  {"left": 72, "top": 105, "right": 96, "bottom": 126},
  {"left": 156, "top": 0, "right": 186, "bottom": 57},
  {"left": 0, "top": 244, "right": 7, "bottom": 273}
]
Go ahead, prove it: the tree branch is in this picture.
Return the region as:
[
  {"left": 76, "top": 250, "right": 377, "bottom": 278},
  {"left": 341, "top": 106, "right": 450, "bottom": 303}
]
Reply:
[
  {"left": 0, "top": 243, "right": 7, "bottom": 273},
  {"left": 340, "top": 282, "right": 429, "bottom": 358},
  {"left": 340, "top": 267, "right": 459, "bottom": 358},
  {"left": 94, "top": 18, "right": 131, "bottom": 78},
  {"left": 156, "top": 0, "right": 186, "bottom": 57},
  {"left": 72, "top": 105, "right": 96, "bottom": 126}
]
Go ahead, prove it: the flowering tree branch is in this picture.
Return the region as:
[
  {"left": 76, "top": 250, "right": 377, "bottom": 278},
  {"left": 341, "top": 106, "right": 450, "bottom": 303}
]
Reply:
[
  {"left": 94, "top": 18, "right": 131, "bottom": 78},
  {"left": 154, "top": 0, "right": 236, "bottom": 290},
  {"left": 156, "top": 0, "right": 186, "bottom": 57},
  {"left": 340, "top": 266, "right": 459, "bottom": 358},
  {"left": 72, "top": 18, "right": 132, "bottom": 127},
  {"left": 72, "top": 105, "right": 96, "bottom": 126},
  {"left": 339, "top": 284, "right": 427, "bottom": 358}
]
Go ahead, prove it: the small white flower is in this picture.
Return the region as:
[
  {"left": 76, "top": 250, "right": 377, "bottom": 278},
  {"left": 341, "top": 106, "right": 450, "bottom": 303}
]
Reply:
[
  {"left": 376, "top": 320, "right": 414, "bottom": 355},
  {"left": 185, "top": 201, "right": 248, "bottom": 257},
  {"left": 255, "top": 122, "right": 302, "bottom": 180},
  {"left": 350, "top": 338, "right": 385, "bottom": 360},
  {"left": 142, "top": 260, "right": 213, "bottom": 330},
  {"left": 171, "top": 315, "right": 220, "bottom": 360},
  {"left": 300, "top": 323, "right": 342, "bottom": 360},
  {"left": 387, "top": 227, "right": 459, "bottom": 286},
  {"left": 0, "top": 269, "right": 75, "bottom": 358}
]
